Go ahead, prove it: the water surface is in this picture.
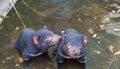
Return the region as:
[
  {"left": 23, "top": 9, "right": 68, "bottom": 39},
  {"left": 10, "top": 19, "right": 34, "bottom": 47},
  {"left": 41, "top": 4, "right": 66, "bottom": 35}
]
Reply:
[{"left": 0, "top": 0, "right": 120, "bottom": 69}]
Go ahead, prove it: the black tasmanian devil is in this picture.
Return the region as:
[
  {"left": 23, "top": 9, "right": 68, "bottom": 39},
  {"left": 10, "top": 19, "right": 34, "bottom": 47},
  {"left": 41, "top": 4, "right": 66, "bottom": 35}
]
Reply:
[
  {"left": 13, "top": 25, "right": 61, "bottom": 62},
  {"left": 55, "top": 29, "right": 88, "bottom": 69}
]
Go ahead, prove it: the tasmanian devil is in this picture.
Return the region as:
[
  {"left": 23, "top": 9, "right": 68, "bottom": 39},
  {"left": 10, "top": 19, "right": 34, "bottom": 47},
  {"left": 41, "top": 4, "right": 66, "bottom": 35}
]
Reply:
[{"left": 13, "top": 25, "right": 61, "bottom": 62}]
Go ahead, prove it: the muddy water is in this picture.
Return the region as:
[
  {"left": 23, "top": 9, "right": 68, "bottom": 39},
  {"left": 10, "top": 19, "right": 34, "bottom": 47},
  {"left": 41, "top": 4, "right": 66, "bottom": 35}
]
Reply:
[{"left": 0, "top": 0, "right": 120, "bottom": 69}]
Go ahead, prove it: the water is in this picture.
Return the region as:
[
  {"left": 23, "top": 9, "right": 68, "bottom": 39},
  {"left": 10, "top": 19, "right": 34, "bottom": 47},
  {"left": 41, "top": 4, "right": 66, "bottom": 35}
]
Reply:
[{"left": 0, "top": 0, "right": 120, "bottom": 69}]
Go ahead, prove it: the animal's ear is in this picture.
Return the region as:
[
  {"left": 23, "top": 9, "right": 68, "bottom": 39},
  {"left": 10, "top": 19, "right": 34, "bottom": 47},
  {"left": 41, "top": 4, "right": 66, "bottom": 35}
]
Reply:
[
  {"left": 83, "top": 35, "right": 88, "bottom": 44},
  {"left": 33, "top": 35, "right": 39, "bottom": 44},
  {"left": 61, "top": 31, "right": 67, "bottom": 41},
  {"left": 61, "top": 31, "right": 65, "bottom": 35}
]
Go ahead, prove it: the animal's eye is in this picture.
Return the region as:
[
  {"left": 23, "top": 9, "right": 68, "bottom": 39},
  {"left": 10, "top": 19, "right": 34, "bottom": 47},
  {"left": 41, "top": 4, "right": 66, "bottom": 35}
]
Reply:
[{"left": 45, "top": 35, "right": 52, "bottom": 41}]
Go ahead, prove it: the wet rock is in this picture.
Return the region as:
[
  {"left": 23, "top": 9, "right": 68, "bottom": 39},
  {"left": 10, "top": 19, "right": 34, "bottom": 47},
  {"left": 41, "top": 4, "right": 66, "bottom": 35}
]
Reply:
[
  {"left": 109, "top": 12, "right": 120, "bottom": 18},
  {"left": 106, "top": 23, "right": 120, "bottom": 36}
]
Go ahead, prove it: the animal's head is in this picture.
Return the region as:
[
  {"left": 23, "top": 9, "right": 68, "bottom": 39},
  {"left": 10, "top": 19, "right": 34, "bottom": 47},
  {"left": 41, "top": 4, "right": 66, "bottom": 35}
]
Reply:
[
  {"left": 61, "top": 29, "right": 87, "bottom": 59},
  {"left": 32, "top": 25, "right": 61, "bottom": 47}
]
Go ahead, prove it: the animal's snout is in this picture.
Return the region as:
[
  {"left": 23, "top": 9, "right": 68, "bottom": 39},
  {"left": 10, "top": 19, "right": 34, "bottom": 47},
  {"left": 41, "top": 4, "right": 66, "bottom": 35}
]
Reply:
[
  {"left": 51, "top": 35, "right": 61, "bottom": 45},
  {"left": 53, "top": 35, "right": 61, "bottom": 41},
  {"left": 74, "top": 52, "right": 78, "bottom": 55},
  {"left": 73, "top": 53, "right": 78, "bottom": 56},
  {"left": 68, "top": 47, "right": 81, "bottom": 59},
  {"left": 73, "top": 50, "right": 79, "bottom": 56}
]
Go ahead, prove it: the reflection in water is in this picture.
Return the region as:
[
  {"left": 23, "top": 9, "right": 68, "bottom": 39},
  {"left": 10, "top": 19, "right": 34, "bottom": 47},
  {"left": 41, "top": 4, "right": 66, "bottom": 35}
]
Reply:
[{"left": 0, "top": 0, "right": 120, "bottom": 69}]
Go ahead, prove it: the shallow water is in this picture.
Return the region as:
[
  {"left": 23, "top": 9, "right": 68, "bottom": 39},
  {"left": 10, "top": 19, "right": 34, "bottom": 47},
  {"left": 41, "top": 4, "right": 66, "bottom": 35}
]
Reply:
[{"left": 0, "top": 0, "right": 120, "bottom": 69}]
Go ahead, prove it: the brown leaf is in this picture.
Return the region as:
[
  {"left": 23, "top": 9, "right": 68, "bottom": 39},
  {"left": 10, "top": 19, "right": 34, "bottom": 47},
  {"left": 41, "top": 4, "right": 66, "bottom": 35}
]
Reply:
[
  {"left": 19, "top": 57, "right": 24, "bottom": 63},
  {"left": 88, "top": 28, "right": 95, "bottom": 34},
  {"left": 108, "top": 45, "right": 114, "bottom": 54}
]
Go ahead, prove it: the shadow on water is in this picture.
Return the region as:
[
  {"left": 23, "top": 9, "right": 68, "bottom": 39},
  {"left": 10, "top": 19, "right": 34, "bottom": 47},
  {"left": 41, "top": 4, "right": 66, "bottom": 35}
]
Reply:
[{"left": 0, "top": 0, "right": 120, "bottom": 69}]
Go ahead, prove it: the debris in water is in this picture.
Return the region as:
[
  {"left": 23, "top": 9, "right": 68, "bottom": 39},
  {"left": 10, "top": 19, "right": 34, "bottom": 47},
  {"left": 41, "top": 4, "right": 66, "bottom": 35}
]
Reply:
[
  {"left": 46, "top": 68, "right": 50, "bottom": 69},
  {"left": 2, "top": 60, "right": 5, "bottom": 64},
  {"left": 105, "top": 18, "right": 110, "bottom": 21},
  {"left": 108, "top": 45, "right": 114, "bottom": 54},
  {"left": 15, "top": 64, "right": 19, "bottom": 67},
  {"left": 117, "top": 9, "right": 120, "bottom": 13},
  {"left": 88, "top": 30, "right": 101, "bottom": 39},
  {"left": 92, "top": 34, "right": 97, "bottom": 38},
  {"left": 98, "top": 41, "right": 101, "bottom": 44},
  {"left": 112, "top": 10, "right": 116, "bottom": 13},
  {"left": 78, "top": 18, "right": 82, "bottom": 21},
  {"left": 88, "top": 28, "right": 95, "bottom": 34},
  {"left": 19, "top": 57, "right": 24, "bottom": 63},
  {"left": 113, "top": 51, "right": 120, "bottom": 56},
  {"left": 100, "top": 24, "right": 105, "bottom": 30},
  {"left": 6, "top": 56, "right": 13, "bottom": 60},
  {"left": 113, "top": 28, "right": 120, "bottom": 31},
  {"left": 108, "top": 61, "right": 112, "bottom": 64},
  {"left": 93, "top": 50, "right": 101, "bottom": 54},
  {"left": 94, "top": 16, "right": 97, "bottom": 19},
  {"left": 15, "top": 27, "right": 19, "bottom": 30},
  {"left": 96, "top": 51, "right": 101, "bottom": 54}
]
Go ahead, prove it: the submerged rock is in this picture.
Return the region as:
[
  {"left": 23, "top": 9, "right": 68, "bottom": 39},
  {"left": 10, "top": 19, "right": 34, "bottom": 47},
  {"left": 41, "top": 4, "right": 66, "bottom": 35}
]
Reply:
[{"left": 105, "top": 23, "right": 120, "bottom": 36}]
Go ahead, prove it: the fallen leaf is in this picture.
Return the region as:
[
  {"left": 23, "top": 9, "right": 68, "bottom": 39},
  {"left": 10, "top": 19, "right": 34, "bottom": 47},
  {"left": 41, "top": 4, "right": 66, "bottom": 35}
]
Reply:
[
  {"left": 19, "top": 57, "right": 24, "bottom": 63},
  {"left": 92, "top": 34, "right": 97, "bottom": 38},
  {"left": 46, "top": 68, "right": 50, "bottom": 69},
  {"left": 117, "top": 9, "right": 120, "bottom": 13},
  {"left": 108, "top": 61, "right": 112, "bottom": 64},
  {"left": 88, "top": 28, "right": 95, "bottom": 34},
  {"left": 6, "top": 56, "right": 13, "bottom": 60},
  {"left": 108, "top": 45, "right": 114, "bottom": 54},
  {"left": 93, "top": 50, "right": 101, "bottom": 54},
  {"left": 100, "top": 24, "right": 105, "bottom": 30},
  {"left": 15, "top": 27, "right": 19, "bottom": 30},
  {"left": 112, "top": 10, "right": 116, "bottom": 13},
  {"left": 78, "top": 18, "right": 82, "bottom": 21},
  {"left": 98, "top": 41, "right": 101, "bottom": 43},
  {"left": 94, "top": 16, "right": 97, "bottom": 19},
  {"left": 113, "top": 28, "right": 120, "bottom": 31},
  {"left": 114, "top": 51, "right": 120, "bottom": 56},
  {"left": 15, "top": 64, "right": 19, "bottom": 67},
  {"left": 96, "top": 51, "right": 101, "bottom": 54},
  {"left": 105, "top": 18, "right": 110, "bottom": 21}
]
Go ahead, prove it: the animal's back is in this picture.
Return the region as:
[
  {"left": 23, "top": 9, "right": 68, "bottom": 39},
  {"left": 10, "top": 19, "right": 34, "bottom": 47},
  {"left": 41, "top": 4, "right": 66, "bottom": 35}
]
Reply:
[{"left": 13, "top": 28, "right": 36, "bottom": 52}]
